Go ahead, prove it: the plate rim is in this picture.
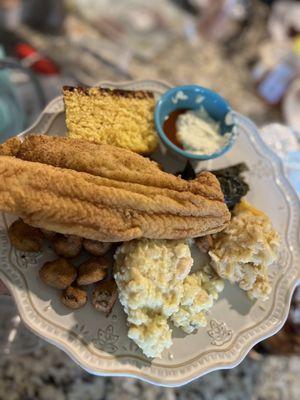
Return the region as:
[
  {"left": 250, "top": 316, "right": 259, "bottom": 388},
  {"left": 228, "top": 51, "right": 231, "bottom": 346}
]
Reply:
[{"left": 0, "top": 79, "right": 299, "bottom": 387}]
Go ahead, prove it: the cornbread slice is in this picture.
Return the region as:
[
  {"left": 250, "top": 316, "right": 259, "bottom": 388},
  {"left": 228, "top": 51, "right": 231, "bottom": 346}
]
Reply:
[{"left": 63, "top": 86, "right": 158, "bottom": 154}]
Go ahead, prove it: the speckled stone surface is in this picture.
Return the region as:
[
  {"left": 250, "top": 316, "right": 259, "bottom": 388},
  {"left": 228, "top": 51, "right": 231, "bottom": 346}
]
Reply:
[{"left": 0, "top": 342, "right": 299, "bottom": 400}]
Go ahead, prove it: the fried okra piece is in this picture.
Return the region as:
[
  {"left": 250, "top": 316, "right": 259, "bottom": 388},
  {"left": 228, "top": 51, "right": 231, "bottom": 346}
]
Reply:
[
  {"left": 77, "top": 257, "right": 108, "bottom": 286},
  {"left": 39, "top": 258, "right": 77, "bottom": 289},
  {"left": 92, "top": 279, "right": 118, "bottom": 316},
  {"left": 41, "top": 228, "right": 56, "bottom": 240},
  {"left": 82, "top": 239, "right": 112, "bottom": 256},
  {"left": 52, "top": 234, "right": 82, "bottom": 258},
  {"left": 8, "top": 219, "right": 43, "bottom": 252},
  {"left": 61, "top": 286, "right": 87, "bottom": 309}
]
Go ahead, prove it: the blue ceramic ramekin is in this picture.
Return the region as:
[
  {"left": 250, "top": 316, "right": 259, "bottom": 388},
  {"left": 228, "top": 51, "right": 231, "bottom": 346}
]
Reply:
[{"left": 154, "top": 85, "right": 237, "bottom": 160}]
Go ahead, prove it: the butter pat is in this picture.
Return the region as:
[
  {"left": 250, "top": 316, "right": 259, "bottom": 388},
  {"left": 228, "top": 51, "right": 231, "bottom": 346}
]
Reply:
[{"left": 176, "top": 108, "right": 230, "bottom": 155}]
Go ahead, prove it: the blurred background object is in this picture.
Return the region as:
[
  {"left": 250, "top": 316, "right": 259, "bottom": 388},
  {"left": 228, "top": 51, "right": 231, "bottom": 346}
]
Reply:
[
  {"left": 261, "top": 286, "right": 300, "bottom": 354},
  {"left": 0, "top": 0, "right": 22, "bottom": 30},
  {"left": 0, "top": 0, "right": 299, "bottom": 398},
  {"left": 0, "top": 297, "right": 41, "bottom": 357},
  {"left": 260, "top": 123, "right": 300, "bottom": 196},
  {"left": 22, "top": 0, "right": 66, "bottom": 34}
]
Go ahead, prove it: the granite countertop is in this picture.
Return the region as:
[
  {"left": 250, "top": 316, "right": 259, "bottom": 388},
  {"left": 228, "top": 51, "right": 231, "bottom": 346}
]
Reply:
[{"left": 0, "top": 342, "right": 299, "bottom": 400}]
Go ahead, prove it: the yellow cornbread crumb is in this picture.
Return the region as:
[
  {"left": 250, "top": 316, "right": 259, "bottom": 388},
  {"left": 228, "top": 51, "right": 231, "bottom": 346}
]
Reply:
[{"left": 63, "top": 87, "right": 158, "bottom": 154}]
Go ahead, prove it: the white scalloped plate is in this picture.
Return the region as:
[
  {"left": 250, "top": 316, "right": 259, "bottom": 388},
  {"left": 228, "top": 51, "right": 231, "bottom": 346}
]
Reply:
[{"left": 0, "top": 80, "right": 299, "bottom": 387}]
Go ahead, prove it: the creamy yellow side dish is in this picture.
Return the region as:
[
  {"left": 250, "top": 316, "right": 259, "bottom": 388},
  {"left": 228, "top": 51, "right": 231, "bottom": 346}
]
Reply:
[
  {"left": 209, "top": 200, "right": 279, "bottom": 301},
  {"left": 114, "top": 239, "right": 224, "bottom": 357},
  {"left": 128, "top": 316, "right": 172, "bottom": 359},
  {"left": 171, "top": 266, "right": 224, "bottom": 334},
  {"left": 114, "top": 239, "right": 193, "bottom": 358},
  {"left": 113, "top": 200, "right": 279, "bottom": 358}
]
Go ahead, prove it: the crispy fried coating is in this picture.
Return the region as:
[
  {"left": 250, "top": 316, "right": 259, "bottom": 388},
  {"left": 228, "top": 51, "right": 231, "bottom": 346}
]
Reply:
[
  {"left": 0, "top": 134, "right": 230, "bottom": 241},
  {"left": 77, "top": 257, "right": 108, "bottom": 285},
  {"left": 0, "top": 154, "right": 229, "bottom": 241},
  {"left": 0, "top": 137, "right": 21, "bottom": 156},
  {"left": 39, "top": 258, "right": 77, "bottom": 289},
  {"left": 11, "top": 135, "right": 225, "bottom": 200},
  {"left": 92, "top": 279, "right": 118, "bottom": 315},
  {"left": 41, "top": 228, "right": 56, "bottom": 240},
  {"left": 8, "top": 219, "right": 43, "bottom": 252},
  {"left": 52, "top": 234, "right": 82, "bottom": 258},
  {"left": 82, "top": 239, "right": 112, "bottom": 256},
  {"left": 61, "top": 286, "right": 87, "bottom": 309}
]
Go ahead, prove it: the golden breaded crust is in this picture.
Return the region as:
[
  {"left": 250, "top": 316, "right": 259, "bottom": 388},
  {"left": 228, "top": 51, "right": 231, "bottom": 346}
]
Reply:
[
  {"left": 0, "top": 137, "right": 21, "bottom": 156},
  {"left": 0, "top": 155, "right": 230, "bottom": 242},
  {"left": 63, "top": 87, "right": 158, "bottom": 154},
  {"left": 14, "top": 135, "right": 225, "bottom": 200}
]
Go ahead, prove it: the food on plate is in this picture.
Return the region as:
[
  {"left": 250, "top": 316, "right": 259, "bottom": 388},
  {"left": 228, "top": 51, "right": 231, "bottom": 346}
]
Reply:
[
  {"left": 195, "top": 235, "right": 213, "bottom": 253},
  {"left": 129, "top": 316, "right": 172, "bottom": 359},
  {"left": 176, "top": 161, "right": 249, "bottom": 211},
  {"left": 0, "top": 79, "right": 285, "bottom": 366},
  {"left": 83, "top": 239, "right": 112, "bottom": 256},
  {"left": 7, "top": 135, "right": 163, "bottom": 184},
  {"left": 41, "top": 228, "right": 56, "bottom": 240},
  {"left": 52, "top": 234, "right": 82, "bottom": 258},
  {"left": 171, "top": 266, "right": 224, "bottom": 333},
  {"left": 8, "top": 219, "right": 43, "bottom": 252},
  {"left": 114, "top": 239, "right": 193, "bottom": 357},
  {"left": 61, "top": 286, "right": 88, "bottom": 309},
  {"left": 6, "top": 217, "right": 113, "bottom": 313},
  {"left": 77, "top": 257, "right": 108, "bottom": 285},
  {"left": 39, "top": 258, "right": 77, "bottom": 289},
  {"left": 63, "top": 86, "right": 158, "bottom": 154},
  {"left": 8, "top": 134, "right": 224, "bottom": 198},
  {"left": 175, "top": 108, "right": 230, "bottom": 155},
  {"left": 176, "top": 160, "right": 196, "bottom": 180},
  {"left": 0, "top": 136, "right": 21, "bottom": 156},
  {"left": 212, "top": 163, "right": 249, "bottom": 209},
  {"left": 114, "top": 238, "right": 226, "bottom": 357},
  {"left": 6, "top": 134, "right": 167, "bottom": 185},
  {"left": 92, "top": 279, "right": 118, "bottom": 315},
  {"left": 0, "top": 135, "right": 230, "bottom": 241},
  {"left": 209, "top": 200, "right": 279, "bottom": 300}
]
